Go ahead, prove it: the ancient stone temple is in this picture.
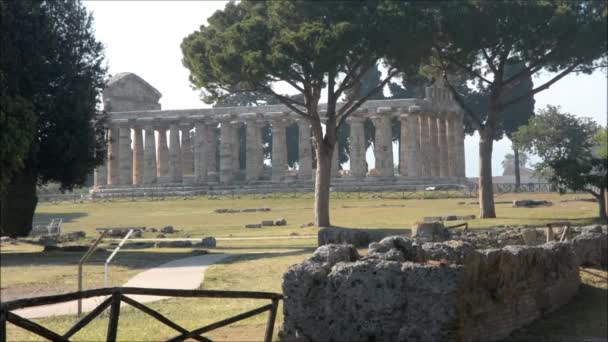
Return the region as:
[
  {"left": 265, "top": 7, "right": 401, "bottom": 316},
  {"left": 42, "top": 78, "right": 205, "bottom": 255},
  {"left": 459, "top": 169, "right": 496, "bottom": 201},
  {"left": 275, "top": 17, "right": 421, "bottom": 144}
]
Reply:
[{"left": 93, "top": 73, "right": 467, "bottom": 196}]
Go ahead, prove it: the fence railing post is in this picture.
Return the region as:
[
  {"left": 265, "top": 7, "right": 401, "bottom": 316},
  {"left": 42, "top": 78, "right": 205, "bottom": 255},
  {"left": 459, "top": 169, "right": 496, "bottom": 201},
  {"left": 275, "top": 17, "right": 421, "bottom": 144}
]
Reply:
[
  {"left": 1, "top": 309, "right": 7, "bottom": 342},
  {"left": 106, "top": 292, "right": 121, "bottom": 342},
  {"left": 264, "top": 298, "right": 280, "bottom": 342}
]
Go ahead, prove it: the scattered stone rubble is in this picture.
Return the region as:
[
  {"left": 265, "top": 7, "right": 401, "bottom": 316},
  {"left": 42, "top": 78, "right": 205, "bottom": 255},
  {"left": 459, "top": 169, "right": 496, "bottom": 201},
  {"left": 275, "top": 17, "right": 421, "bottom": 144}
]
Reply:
[
  {"left": 282, "top": 224, "right": 607, "bottom": 341},
  {"left": 246, "top": 218, "right": 288, "bottom": 228},
  {"left": 38, "top": 231, "right": 86, "bottom": 246},
  {"left": 214, "top": 208, "right": 271, "bottom": 213},
  {"left": 423, "top": 214, "right": 476, "bottom": 222},
  {"left": 512, "top": 199, "right": 553, "bottom": 207}
]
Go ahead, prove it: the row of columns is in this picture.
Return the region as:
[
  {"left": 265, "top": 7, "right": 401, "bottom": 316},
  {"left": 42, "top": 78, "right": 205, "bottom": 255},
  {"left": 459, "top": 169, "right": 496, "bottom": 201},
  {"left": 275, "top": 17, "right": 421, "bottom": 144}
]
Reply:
[{"left": 94, "top": 107, "right": 465, "bottom": 187}]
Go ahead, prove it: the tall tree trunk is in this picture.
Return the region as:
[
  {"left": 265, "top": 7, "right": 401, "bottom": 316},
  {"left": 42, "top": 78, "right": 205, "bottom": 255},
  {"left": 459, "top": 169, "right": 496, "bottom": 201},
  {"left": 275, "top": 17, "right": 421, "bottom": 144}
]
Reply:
[
  {"left": 478, "top": 130, "right": 496, "bottom": 218},
  {"left": 314, "top": 142, "right": 332, "bottom": 227},
  {"left": 513, "top": 145, "right": 521, "bottom": 192},
  {"left": 0, "top": 164, "right": 38, "bottom": 237},
  {"left": 598, "top": 187, "right": 607, "bottom": 222}
]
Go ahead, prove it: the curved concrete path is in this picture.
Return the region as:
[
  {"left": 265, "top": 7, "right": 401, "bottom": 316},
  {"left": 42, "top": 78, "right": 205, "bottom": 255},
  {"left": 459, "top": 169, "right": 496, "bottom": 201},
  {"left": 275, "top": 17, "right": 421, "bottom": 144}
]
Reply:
[{"left": 14, "top": 253, "right": 231, "bottom": 319}]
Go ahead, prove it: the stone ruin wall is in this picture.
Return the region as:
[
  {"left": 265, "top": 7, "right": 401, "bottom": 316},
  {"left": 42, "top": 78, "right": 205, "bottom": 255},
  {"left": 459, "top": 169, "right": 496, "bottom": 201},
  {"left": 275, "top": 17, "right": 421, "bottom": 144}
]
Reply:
[{"left": 280, "top": 225, "right": 607, "bottom": 342}]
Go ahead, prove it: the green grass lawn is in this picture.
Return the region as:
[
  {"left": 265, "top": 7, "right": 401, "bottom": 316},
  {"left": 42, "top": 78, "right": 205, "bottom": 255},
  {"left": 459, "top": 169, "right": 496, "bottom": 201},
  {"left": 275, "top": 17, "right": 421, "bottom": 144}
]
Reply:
[
  {"left": 2, "top": 191, "right": 605, "bottom": 341},
  {"left": 34, "top": 192, "right": 600, "bottom": 238}
]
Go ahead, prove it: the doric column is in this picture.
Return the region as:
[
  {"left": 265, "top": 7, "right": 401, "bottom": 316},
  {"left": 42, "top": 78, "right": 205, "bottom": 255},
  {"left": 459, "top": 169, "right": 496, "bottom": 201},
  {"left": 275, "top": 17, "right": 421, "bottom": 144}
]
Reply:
[
  {"left": 206, "top": 123, "right": 219, "bottom": 182},
  {"left": 143, "top": 124, "right": 157, "bottom": 184},
  {"left": 107, "top": 124, "right": 120, "bottom": 185},
  {"left": 118, "top": 121, "right": 132, "bottom": 185},
  {"left": 231, "top": 121, "right": 242, "bottom": 174},
  {"left": 270, "top": 114, "right": 288, "bottom": 181},
  {"left": 447, "top": 113, "right": 458, "bottom": 177},
  {"left": 180, "top": 123, "right": 194, "bottom": 175},
  {"left": 169, "top": 121, "right": 183, "bottom": 183},
  {"left": 372, "top": 108, "right": 394, "bottom": 177},
  {"left": 297, "top": 119, "right": 313, "bottom": 179},
  {"left": 429, "top": 113, "right": 440, "bottom": 177},
  {"left": 347, "top": 116, "right": 367, "bottom": 178},
  {"left": 407, "top": 107, "right": 421, "bottom": 177},
  {"left": 219, "top": 118, "right": 234, "bottom": 183},
  {"left": 245, "top": 115, "right": 263, "bottom": 181},
  {"left": 419, "top": 113, "right": 431, "bottom": 177},
  {"left": 156, "top": 126, "right": 169, "bottom": 178},
  {"left": 438, "top": 115, "right": 449, "bottom": 177},
  {"left": 455, "top": 111, "right": 466, "bottom": 177},
  {"left": 194, "top": 121, "right": 208, "bottom": 184},
  {"left": 399, "top": 113, "right": 409, "bottom": 176},
  {"left": 132, "top": 126, "right": 144, "bottom": 185}
]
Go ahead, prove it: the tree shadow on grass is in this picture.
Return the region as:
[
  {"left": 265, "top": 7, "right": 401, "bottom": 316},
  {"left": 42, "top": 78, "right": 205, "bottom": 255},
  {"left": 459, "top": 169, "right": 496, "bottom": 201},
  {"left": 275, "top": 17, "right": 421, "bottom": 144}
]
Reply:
[
  {"left": 32, "top": 212, "right": 88, "bottom": 225},
  {"left": 0, "top": 247, "right": 316, "bottom": 270},
  {"left": 213, "top": 248, "right": 317, "bottom": 266}
]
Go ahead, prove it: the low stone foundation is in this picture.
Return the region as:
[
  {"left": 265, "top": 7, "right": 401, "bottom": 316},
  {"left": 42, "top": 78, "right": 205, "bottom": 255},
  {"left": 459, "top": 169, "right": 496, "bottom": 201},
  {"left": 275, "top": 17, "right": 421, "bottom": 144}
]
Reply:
[{"left": 281, "top": 225, "right": 607, "bottom": 341}]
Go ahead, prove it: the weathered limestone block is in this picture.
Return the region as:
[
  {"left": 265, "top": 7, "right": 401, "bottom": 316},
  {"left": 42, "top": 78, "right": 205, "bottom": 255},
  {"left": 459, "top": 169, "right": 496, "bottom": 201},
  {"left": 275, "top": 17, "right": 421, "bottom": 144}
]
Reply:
[
  {"left": 571, "top": 228, "right": 607, "bottom": 267},
  {"left": 317, "top": 226, "right": 395, "bottom": 247},
  {"left": 281, "top": 250, "right": 463, "bottom": 342},
  {"left": 282, "top": 237, "right": 582, "bottom": 342},
  {"left": 155, "top": 240, "right": 192, "bottom": 248},
  {"left": 513, "top": 199, "right": 553, "bottom": 207},
  {"left": 199, "top": 236, "right": 216, "bottom": 247},
  {"left": 412, "top": 222, "right": 449, "bottom": 241}
]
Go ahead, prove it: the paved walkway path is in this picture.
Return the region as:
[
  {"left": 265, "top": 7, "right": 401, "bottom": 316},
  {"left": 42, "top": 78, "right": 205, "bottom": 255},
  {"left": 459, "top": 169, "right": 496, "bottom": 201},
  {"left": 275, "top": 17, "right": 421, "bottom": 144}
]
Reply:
[{"left": 14, "top": 253, "right": 232, "bottom": 319}]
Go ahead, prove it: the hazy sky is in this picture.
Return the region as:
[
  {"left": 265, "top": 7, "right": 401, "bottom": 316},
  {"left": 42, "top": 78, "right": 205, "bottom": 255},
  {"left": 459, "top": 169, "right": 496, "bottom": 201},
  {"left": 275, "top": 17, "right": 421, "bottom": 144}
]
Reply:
[{"left": 85, "top": 1, "right": 608, "bottom": 177}]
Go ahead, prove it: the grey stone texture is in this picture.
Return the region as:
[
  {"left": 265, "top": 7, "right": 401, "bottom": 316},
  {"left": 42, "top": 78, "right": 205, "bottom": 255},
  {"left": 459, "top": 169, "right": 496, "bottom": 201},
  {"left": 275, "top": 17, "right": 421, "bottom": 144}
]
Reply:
[
  {"left": 103, "top": 72, "right": 161, "bottom": 112},
  {"left": 317, "top": 226, "right": 396, "bottom": 247},
  {"left": 281, "top": 231, "right": 589, "bottom": 342}
]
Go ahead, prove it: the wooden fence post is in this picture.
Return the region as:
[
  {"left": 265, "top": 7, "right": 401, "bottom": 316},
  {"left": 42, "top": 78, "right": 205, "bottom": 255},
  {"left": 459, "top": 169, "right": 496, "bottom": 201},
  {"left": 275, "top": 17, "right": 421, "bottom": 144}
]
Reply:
[
  {"left": 264, "top": 298, "right": 280, "bottom": 342},
  {"left": 106, "top": 292, "right": 121, "bottom": 342}
]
